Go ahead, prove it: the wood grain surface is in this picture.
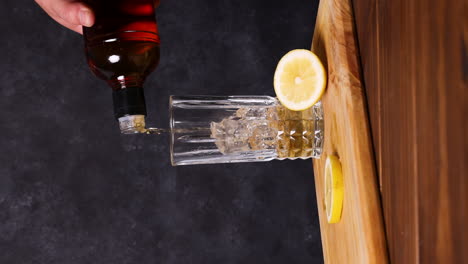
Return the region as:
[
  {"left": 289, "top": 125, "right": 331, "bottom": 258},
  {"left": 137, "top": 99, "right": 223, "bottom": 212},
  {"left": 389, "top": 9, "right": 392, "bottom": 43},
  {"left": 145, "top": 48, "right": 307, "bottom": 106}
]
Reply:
[
  {"left": 310, "top": 0, "right": 389, "bottom": 263},
  {"left": 352, "top": 0, "right": 467, "bottom": 263}
]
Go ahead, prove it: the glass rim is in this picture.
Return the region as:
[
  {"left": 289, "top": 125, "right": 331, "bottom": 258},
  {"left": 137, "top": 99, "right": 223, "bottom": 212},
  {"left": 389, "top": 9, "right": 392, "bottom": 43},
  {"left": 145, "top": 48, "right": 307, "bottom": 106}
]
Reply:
[{"left": 169, "top": 96, "right": 176, "bottom": 166}]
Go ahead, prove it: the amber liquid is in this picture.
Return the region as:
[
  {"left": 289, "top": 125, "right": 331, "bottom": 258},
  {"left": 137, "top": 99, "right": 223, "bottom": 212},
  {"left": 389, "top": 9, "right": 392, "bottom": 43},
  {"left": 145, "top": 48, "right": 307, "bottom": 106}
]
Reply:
[
  {"left": 273, "top": 106, "right": 322, "bottom": 158},
  {"left": 83, "top": 0, "right": 160, "bottom": 90},
  {"left": 210, "top": 103, "right": 324, "bottom": 159}
]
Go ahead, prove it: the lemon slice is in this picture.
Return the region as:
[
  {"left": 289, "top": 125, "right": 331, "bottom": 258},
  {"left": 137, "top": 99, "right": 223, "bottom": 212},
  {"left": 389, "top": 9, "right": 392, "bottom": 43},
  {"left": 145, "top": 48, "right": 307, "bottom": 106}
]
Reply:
[
  {"left": 274, "top": 49, "right": 326, "bottom": 111},
  {"left": 324, "top": 155, "right": 344, "bottom": 224}
]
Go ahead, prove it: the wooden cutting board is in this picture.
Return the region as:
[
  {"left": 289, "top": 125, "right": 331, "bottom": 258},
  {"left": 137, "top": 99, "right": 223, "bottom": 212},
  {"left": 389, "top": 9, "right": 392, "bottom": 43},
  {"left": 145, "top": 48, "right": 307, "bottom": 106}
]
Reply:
[{"left": 310, "top": 0, "right": 389, "bottom": 263}]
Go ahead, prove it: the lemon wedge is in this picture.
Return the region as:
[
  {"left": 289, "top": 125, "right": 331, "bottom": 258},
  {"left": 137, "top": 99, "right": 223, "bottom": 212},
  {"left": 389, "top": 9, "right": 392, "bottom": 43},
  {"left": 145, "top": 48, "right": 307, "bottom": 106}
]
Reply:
[
  {"left": 274, "top": 49, "right": 326, "bottom": 111},
  {"left": 324, "top": 155, "right": 344, "bottom": 224}
]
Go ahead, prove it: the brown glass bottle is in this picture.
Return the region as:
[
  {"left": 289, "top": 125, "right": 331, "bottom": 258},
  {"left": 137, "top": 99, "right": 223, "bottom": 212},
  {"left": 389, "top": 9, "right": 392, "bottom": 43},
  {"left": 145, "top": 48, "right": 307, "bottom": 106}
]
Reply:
[{"left": 83, "top": 0, "right": 160, "bottom": 132}]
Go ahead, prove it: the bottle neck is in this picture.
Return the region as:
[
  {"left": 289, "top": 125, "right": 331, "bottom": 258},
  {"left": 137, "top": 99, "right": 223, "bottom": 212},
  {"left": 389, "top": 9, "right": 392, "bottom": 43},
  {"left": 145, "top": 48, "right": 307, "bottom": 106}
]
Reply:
[{"left": 112, "top": 86, "right": 147, "bottom": 119}]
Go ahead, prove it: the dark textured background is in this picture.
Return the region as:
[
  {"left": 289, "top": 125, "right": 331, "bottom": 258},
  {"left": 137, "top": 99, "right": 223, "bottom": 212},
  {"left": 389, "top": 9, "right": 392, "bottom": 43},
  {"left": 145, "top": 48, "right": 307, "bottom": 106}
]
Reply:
[{"left": 0, "top": 0, "right": 322, "bottom": 263}]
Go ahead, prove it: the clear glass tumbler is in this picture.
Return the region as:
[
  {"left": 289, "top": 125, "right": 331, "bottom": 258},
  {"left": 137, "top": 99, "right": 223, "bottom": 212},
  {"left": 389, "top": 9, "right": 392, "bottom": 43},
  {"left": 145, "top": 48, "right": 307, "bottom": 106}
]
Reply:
[{"left": 170, "top": 96, "right": 323, "bottom": 166}]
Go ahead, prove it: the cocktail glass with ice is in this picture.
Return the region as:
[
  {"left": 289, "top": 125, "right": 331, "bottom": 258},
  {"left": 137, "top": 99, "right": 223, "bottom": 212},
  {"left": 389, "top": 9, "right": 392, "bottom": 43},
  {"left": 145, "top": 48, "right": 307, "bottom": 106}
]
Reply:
[{"left": 170, "top": 95, "right": 323, "bottom": 166}]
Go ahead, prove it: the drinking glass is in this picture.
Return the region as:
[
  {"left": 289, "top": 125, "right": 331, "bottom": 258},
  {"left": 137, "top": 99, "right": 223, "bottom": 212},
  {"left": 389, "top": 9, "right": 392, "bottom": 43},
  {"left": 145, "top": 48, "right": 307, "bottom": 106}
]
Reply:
[{"left": 170, "top": 95, "right": 323, "bottom": 166}]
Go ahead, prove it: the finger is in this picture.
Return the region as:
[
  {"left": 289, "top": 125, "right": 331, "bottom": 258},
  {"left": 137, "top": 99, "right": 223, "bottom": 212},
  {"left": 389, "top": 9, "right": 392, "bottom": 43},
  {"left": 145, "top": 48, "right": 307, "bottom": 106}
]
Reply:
[
  {"left": 35, "top": 0, "right": 93, "bottom": 34},
  {"left": 50, "top": 1, "right": 95, "bottom": 27},
  {"left": 53, "top": 15, "right": 84, "bottom": 34}
]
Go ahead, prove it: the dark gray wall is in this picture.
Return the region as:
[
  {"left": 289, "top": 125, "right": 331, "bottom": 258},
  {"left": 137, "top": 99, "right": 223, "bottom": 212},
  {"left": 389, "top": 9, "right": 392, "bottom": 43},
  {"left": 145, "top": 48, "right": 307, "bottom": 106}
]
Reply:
[{"left": 0, "top": 0, "right": 323, "bottom": 263}]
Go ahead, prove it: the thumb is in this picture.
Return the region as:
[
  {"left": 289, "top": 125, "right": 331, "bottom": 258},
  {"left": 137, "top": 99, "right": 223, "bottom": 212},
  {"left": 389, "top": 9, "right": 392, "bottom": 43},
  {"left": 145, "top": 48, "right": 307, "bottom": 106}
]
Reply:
[{"left": 52, "top": 1, "right": 95, "bottom": 27}]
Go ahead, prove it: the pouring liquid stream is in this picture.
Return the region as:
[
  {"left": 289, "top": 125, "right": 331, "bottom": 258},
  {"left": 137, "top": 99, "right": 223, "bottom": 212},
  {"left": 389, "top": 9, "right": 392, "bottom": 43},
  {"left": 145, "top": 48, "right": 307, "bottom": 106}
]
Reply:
[
  {"left": 144, "top": 127, "right": 168, "bottom": 135},
  {"left": 143, "top": 127, "right": 211, "bottom": 134},
  {"left": 140, "top": 127, "right": 216, "bottom": 144}
]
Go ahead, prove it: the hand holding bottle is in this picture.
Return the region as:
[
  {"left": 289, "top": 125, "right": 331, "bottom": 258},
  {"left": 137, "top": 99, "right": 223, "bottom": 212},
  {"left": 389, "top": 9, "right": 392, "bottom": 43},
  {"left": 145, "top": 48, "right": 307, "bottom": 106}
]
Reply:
[
  {"left": 36, "top": 0, "right": 161, "bottom": 132},
  {"left": 35, "top": 0, "right": 95, "bottom": 34}
]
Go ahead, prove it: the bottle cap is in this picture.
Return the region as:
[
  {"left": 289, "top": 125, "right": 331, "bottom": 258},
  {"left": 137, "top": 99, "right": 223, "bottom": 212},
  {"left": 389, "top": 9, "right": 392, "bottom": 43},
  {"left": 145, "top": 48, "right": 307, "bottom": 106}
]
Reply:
[{"left": 118, "top": 115, "right": 146, "bottom": 134}]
